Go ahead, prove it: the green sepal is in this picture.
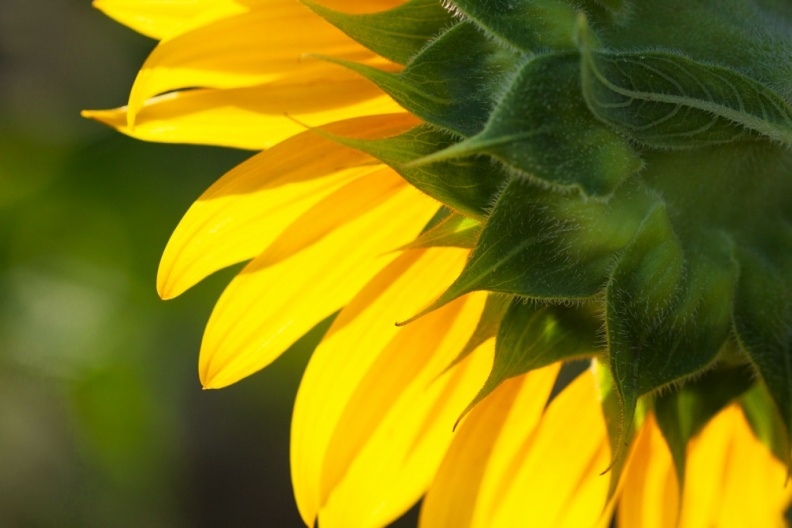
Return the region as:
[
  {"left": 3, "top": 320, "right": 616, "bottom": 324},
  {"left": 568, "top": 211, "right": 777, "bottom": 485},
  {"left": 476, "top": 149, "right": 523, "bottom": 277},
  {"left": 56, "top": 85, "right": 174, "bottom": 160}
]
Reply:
[
  {"left": 733, "top": 244, "right": 792, "bottom": 462},
  {"left": 447, "top": 0, "right": 577, "bottom": 53},
  {"left": 594, "top": 357, "right": 639, "bottom": 498},
  {"left": 458, "top": 298, "right": 601, "bottom": 422},
  {"left": 591, "top": 0, "right": 792, "bottom": 91},
  {"left": 400, "top": 212, "right": 480, "bottom": 250},
  {"left": 579, "top": 20, "right": 792, "bottom": 148},
  {"left": 589, "top": 0, "right": 623, "bottom": 11},
  {"left": 411, "top": 52, "right": 642, "bottom": 196},
  {"left": 302, "top": 0, "right": 452, "bottom": 65},
  {"left": 740, "top": 381, "right": 791, "bottom": 466},
  {"left": 419, "top": 205, "right": 453, "bottom": 233},
  {"left": 654, "top": 364, "right": 755, "bottom": 490},
  {"left": 327, "top": 21, "right": 520, "bottom": 136},
  {"left": 330, "top": 125, "right": 509, "bottom": 219},
  {"left": 409, "top": 176, "right": 653, "bottom": 320},
  {"left": 607, "top": 206, "right": 738, "bottom": 462}
]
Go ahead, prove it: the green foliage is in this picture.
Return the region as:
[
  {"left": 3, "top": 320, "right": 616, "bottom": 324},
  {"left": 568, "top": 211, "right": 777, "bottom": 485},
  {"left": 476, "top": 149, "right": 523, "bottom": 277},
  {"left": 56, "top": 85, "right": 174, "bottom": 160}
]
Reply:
[
  {"left": 740, "top": 382, "right": 791, "bottom": 465},
  {"left": 412, "top": 52, "right": 643, "bottom": 195},
  {"left": 314, "top": 0, "right": 792, "bottom": 470},
  {"left": 580, "top": 45, "right": 792, "bottom": 148},
  {"left": 419, "top": 177, "right": 653, "bottom": 313},
  {"left": 332, "top": 125, "right": 509, "bottom": 219},
  {"left": 302, "top": 0, "right": 452, "bottom": 64},
  {"left": 329, "top": 21, "right": 520, "bottom": 136},
  {"left": 459, "top": 298, "right": 600, "bottom": 422},
  {"left": 447, "top": 0, "right": 578, "bottom": 53}
]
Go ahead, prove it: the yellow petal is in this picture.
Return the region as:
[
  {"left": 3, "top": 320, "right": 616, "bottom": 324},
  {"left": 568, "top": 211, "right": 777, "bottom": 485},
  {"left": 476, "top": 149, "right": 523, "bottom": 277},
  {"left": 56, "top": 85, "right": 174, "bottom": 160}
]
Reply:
[
  {"left": 199, "top": 183, "right": 438, "bottom": 389},
  {"left": 92, "top": 0, "right": 248, "bottom": 40},
  {"left": 485, "top": 370, "right": 611, "bottom": 528},
  {"left": 680, "top": 405, "right": 791, "bottom": 528},
  {"left": 92, "top": 0, "right": 406, "bottom": 40},
  {"left": 290, "top": 247, "right": 472, "bottom": 526},
  {"left": 83, "top": 70, "right": 404, "bottom": 149},
  {"left": 317, "top": 293, "right": 490, "bottom": 528},
  {"left": 420, "top": 364, "right": 561, "bottom": 528},
  {"left": 617, "top": 414, "right": 679, "bottom": 528},
  {"left": 126, "top": 1, "right": 387, "bottom": 126},
  {"left": 156, "top": 114, "right": 419, "bottom": 299},
  {"left": 317, "top": 0, "right": 407, "bottom": 14}
]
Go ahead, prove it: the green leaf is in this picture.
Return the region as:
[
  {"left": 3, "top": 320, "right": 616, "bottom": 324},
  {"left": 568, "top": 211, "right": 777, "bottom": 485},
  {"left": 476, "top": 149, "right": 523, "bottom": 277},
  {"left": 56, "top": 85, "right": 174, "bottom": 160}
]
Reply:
[
  {"left": 459, "top": 298, "right": 601, "bottom": 421},
  {"left": 607, "top": 207, "right": 738, "bottom": 462},
  {"left": 400, "top": 212, "right": 480, "bottom": 250},
  {"left": 327, "top": 21, "right": 521, "bottom": 136},
  {"left": 654, "top": 365, "right": 755, "bottom": 489},
  {"left": 302, "top": 0, "right": 452, "bottom": 65},
  {"left": 411, "top": 176, "right": 653, "bottom": 318},
  {"left": 447, "top": 0, "right": 577, "bottom": 53},
  {"left": 740, "top": 382, "right": 791, "bottom": 466},
  {"left": 410, "top": 52, "right": 643, "bottom": 196},
  {"left": 579, "top": 21, "right": 792, "bottom": 148},
  {"left": 733, "top": 244, "right": 792, "bottom": 462},
  {"left": 331, "top": 125, "right": 509, "bottom": 219}
]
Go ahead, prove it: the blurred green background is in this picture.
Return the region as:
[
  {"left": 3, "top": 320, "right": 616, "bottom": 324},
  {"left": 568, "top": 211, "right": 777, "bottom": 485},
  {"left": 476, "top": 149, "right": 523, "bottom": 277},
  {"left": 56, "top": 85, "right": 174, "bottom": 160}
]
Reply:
[{"left": 0, "top": 1, "right": 327, "bottom": 526}]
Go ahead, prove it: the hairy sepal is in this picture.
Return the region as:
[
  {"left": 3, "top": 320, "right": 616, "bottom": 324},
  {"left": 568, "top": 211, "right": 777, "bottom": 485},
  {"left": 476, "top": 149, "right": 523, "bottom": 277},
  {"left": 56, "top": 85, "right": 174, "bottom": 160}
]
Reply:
[
  {"left": 607, "top": 206, "right": 739, "bottom": 464},
  {"left": 412, "top": 52, "right": 643, "bottom": 196},
  {"left": 410, "top": 177, "right": 654, "bottom": 319},
  {"left": 329, "top": 21, "right": 520, "bottom": 136},
  {"left": 733, "top": 243, "right": 792, "bottom": 465},
  {"left": 458, "top": 298, "right": 601, "bottom": 423},
  {"left": 330, "top": 125, "right": 508, "bottom": 219},
  {"left": 447, "top": 0, "right": 577, "bottom": 53},
  {"left": 580, "top": 49, "right": 792, "bottom": 149},
  {"left": 302, "top": 0, "right": 452, "bottom": 65}
]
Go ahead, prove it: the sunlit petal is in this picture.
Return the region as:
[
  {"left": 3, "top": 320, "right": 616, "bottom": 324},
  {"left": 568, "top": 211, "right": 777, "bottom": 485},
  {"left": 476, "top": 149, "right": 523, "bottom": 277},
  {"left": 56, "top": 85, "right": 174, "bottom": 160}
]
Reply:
[
  {"left": 156, "top": 114, "right": 418, "bottom": 299},
  {"left": 199, "top": 183, "right": 438, "bottom": 389},
  {"left": 291, "top": 247, "right": 471, "bottom": 526},
  {"left": 126, "top": 1, "right": 391, "bottom": 125},
  {"left": 420, "top": 364, "right": 561, "bottom": 528},
  {"left": 681, "top": 405, "right": 791, "bottom": 528},
  {"left": 484, "top": 371, "right": 611, "bottom": 528},
  {"left": 92, "top": 0, "right": 250, "bottom": 40},
  {"left": 83, "top": 70, "right": 404, "bottom": 149},
  {"left": 617, "top": 415, "right": 679, "bottom": 528},
  {"left": 317, "top": 293, "right": 490, "bottom": 528}
]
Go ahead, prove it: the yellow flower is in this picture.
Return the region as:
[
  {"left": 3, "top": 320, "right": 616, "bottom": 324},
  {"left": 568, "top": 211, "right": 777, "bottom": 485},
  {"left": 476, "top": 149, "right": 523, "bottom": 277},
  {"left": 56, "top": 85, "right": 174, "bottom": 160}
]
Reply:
[{"left": 85, "top": 0, "right": 792, "bottom": 526}]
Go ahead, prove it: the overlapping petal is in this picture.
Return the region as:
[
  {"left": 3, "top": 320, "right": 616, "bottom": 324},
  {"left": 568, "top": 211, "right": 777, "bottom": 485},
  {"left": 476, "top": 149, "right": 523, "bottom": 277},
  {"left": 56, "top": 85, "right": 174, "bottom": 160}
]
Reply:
[
  {"left": 94, "top": 0, "right": 407, "bottom": 41},
  {"left": 682, "top": 405, "right": 790, "bottom": 528},
  {"left": 199, "top": 179, "right": 438, "bottom": 388},
  {"left": 125, "top": 1, "right": 393, "bottom": 125},
  {"left": 420, "top": 364, "right": 561, "bottom": 527},
  {"left": 82, "top": 70, "right": 403, "bottom": 149},
  {"left": 426, "top": 370, "right": 613, "bottom": 528},
  {"left": 290, "top": 247, "right": 480, "bottom": 526},
  {"left": 487, "top": 371, "right": 612, "bottom": 527},
  {"left": 617, "top": 415, "right": 679, "bottom": 528},
  {"left": 93, "top": 0, "right": 251, "bottom": 40},
  {"left": 88, "top": 1, "right": 792, "bottom": 527},
  {"left": 619, "top": 405, "right": 792, "bottom": 528},
  {"left": 157, "top": 114, "right": 418, "bottom": 299}
]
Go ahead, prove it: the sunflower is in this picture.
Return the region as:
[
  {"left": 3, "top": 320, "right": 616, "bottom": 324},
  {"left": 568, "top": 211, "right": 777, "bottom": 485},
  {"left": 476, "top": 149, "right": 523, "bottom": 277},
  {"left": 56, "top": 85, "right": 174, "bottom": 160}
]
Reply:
[{"left": 85, "top": 0, "right": 792, "bottom": 526}]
